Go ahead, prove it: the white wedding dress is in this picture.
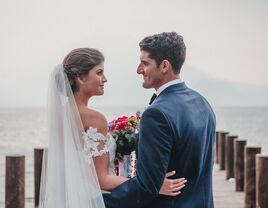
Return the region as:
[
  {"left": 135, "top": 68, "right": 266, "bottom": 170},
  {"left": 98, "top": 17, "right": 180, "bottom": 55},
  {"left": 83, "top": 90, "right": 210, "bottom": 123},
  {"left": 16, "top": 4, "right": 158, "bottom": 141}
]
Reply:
[{"left": 82, "top": 127, "right": 117, "bottom": 175}]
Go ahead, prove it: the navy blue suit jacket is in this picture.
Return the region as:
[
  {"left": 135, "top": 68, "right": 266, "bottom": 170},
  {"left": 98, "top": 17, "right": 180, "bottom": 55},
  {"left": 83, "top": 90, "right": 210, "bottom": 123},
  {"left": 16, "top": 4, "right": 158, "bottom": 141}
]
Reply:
[{"left": 103, "top": 82, "right": 216, "bottom": 208}]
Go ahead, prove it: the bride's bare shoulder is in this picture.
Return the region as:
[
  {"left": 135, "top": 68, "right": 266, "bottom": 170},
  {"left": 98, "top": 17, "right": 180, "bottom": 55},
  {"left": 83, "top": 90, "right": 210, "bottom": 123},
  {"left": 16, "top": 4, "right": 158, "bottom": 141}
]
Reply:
[{"left": 80, "top": 107, "right": 108, "bottom": 135}]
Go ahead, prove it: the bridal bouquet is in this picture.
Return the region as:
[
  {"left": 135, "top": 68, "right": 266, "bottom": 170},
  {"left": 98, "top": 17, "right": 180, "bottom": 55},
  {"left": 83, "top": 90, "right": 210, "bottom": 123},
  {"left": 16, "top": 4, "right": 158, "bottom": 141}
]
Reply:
[
  {"left": 109, "top": 115, "right": 140, "bottom": 177},
  {"left": 108, "top": 115, "right": 140, "bottom": 157}
]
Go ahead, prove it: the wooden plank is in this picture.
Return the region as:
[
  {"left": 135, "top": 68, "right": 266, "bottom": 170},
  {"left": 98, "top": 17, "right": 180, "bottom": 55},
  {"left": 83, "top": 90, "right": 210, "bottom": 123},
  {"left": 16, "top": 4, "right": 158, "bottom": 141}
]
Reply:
[{"left": 213, "top": 164, "right": 244, "bottom": 208}]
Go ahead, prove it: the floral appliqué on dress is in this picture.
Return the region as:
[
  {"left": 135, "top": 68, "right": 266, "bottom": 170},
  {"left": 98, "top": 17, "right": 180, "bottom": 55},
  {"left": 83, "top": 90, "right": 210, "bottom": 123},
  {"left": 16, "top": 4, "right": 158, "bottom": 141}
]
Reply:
[{"left": 82, "top": 127, "right": 116, "bottom": 175}]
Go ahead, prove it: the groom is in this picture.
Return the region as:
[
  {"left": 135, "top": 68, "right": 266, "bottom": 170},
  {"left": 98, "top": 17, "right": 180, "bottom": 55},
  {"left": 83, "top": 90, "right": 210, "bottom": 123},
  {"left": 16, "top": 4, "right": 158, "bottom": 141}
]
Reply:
[{"left": 103, "top": 32, "right": 216, "bottom": 208}]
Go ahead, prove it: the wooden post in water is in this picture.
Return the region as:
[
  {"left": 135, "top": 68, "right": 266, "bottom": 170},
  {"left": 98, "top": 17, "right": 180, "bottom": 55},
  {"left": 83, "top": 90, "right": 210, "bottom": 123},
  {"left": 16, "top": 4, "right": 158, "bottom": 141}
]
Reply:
[
  {"left": 5, "top": 155, "right": 25, "bottom": 208},
  {"left": 234, "top": 139, "right": 247, "bottom": 191},
  {"left": 34, "top": 148, "right": 45, "bottom": 207},
  {"left": 215, "top": 131, "right": 220, "bottom": 164},
  {"left": 244, "top": 146, "right": 261, "bottom": 208},
  {"left": 225, "top": 135, "right": 238, "bottom": 179},
  {"left": 219, "top": 131, "right": 229, "bottom": 170},
  {"left": 256, "top": 154, "right": 268, "bottom": 208}
]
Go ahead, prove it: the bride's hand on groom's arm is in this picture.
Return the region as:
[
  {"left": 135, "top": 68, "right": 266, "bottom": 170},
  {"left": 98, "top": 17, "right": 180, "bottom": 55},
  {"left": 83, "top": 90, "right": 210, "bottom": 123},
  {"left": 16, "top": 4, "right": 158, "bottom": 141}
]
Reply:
[{"left": 159, "top": 171, "right": 187, "bottom": 196}]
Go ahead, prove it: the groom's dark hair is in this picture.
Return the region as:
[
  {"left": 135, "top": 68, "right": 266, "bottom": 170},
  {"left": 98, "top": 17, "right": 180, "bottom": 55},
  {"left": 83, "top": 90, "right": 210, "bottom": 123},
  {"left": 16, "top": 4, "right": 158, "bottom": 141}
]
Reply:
[{"left": 139, "top": 32, "right": 186, "bottom": 74}]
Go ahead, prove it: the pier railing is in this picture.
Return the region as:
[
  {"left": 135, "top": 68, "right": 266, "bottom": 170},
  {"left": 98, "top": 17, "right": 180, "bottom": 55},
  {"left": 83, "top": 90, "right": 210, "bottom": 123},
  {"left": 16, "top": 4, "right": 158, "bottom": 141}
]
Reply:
[{"left": 216, "top": 130, "right": 268, "bottom": 208}]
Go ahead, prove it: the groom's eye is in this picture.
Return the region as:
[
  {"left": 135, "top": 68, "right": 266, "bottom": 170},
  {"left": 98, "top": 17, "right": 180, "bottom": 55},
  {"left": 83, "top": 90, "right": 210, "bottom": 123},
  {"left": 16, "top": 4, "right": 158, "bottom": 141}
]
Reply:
[{"left": 142, "top": 61, "right": 148, "bottom": 66}]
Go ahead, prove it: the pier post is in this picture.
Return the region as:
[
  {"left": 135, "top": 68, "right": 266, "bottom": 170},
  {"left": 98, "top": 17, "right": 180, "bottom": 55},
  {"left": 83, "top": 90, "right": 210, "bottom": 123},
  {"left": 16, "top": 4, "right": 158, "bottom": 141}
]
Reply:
[
  {"left": 256, "top": 154, "right": 268, "bottom": 208},
  {"left": 5, "top": 155, "right": 25, "bottom": 208},
  {"left": 234, "top": 139, "right": 247, "bottom": 191},
  {"left": 216, "top": 131, "right": 220, "bottom": 164},
  {"left": 34, "top": 148, "right": 45, "bottom": 207},
  {"left": 225, "top": 135, "right": 238, "bottom": 179},
  {"left": 244, "top": 146, "right": 261, "bottom": 208},
  {"left": 219, "top": 131, "right": 229, "bottom": 170}
]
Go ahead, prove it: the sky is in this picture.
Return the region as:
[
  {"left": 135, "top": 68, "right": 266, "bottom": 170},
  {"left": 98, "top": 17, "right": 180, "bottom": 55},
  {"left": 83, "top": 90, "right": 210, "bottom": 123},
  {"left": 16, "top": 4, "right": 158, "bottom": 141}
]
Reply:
[{"left": 0, "top": 0, "right": 267, "bottom": 107}]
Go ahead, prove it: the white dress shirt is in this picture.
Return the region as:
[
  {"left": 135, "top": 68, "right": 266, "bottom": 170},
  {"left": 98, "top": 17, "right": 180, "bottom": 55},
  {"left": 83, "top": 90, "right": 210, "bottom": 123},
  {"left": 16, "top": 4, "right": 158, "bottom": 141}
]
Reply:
[{"left": 156, "top": 79, "right": 184, "bottom": 96}]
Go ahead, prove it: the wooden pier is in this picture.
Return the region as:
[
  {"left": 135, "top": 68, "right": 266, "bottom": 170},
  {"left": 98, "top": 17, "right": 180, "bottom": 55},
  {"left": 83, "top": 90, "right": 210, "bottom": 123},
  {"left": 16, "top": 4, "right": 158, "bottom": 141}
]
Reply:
[
  {"left": 4, "top": 130, "right": 268, "bottom": 208},
  {"left": 213, "top": 164, "right": 244, "bottom": 208}
]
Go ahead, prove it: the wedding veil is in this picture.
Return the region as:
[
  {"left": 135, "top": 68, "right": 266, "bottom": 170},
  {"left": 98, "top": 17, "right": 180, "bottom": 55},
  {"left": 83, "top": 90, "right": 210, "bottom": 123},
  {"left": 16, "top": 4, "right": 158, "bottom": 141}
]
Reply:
[{"left": 39, "top": 64, "right": 105, "bottom": 208}]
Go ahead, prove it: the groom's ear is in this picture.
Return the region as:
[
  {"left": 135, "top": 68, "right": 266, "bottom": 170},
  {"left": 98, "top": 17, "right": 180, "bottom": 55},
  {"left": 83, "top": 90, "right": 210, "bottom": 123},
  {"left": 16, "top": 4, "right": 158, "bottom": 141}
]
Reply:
[{"left": 160, "top": 60, "right": 171, "bottom": 73}]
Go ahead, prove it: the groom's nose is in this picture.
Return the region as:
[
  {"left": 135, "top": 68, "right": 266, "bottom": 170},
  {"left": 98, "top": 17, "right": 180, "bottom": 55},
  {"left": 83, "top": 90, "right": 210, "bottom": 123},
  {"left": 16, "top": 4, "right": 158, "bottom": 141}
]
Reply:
[{"left": 137, "top": 64, "right": 143, "bottom": 74}]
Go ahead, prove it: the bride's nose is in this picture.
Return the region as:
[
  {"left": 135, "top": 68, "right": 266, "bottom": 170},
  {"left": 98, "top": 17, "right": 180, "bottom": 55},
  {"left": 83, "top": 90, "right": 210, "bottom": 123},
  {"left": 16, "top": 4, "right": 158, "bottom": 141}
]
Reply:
[{"left": 102, "top": 75, "right": 107, "bottom": 83}]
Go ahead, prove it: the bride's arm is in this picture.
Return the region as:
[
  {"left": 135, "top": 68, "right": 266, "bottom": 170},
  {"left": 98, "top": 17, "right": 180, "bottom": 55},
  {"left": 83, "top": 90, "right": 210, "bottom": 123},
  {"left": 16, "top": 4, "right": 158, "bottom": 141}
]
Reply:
[
  {"left": 83, "top": 110, "right": 128, "bottom": 191},
  {"left": 93, "top": 154, "right": 128, "bottom": 191},
  {"left": 160, "top": 171, "right": 187, "bottom": 196}
]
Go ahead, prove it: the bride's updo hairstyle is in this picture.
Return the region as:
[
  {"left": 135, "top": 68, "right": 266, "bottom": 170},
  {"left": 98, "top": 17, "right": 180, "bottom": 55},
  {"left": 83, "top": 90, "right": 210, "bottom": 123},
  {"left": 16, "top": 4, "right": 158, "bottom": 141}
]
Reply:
[{"left": 63, "top": 48, "right": 104, "bottom": 93}]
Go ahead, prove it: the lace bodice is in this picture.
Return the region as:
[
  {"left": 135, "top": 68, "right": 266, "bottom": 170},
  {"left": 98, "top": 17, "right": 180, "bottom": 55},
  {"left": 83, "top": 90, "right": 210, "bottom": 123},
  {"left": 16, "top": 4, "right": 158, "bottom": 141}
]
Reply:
[{"left": 82, "top": 127, "right": 116, "bottom": 175}]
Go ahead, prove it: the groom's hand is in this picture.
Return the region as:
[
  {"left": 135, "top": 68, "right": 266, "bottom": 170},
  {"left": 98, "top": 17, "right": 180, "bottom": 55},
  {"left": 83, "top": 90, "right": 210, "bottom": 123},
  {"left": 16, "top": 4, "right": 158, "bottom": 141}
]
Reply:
[{"left": 159, "top": 171, "right": 187, "bottom": 196}]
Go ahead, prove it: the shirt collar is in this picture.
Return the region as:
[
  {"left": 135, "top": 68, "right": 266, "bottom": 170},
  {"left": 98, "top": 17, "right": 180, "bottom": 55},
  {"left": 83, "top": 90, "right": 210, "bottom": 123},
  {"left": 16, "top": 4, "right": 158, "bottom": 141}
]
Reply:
[{"left": 156, "top": 78, "right": 183, "bottom": 96}]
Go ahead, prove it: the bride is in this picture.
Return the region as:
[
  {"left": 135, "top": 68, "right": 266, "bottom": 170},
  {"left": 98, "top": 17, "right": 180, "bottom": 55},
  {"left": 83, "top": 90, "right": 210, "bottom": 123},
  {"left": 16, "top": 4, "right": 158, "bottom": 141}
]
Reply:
[{"left": 39, "top": 48, "right": 186, "bottom": 208}]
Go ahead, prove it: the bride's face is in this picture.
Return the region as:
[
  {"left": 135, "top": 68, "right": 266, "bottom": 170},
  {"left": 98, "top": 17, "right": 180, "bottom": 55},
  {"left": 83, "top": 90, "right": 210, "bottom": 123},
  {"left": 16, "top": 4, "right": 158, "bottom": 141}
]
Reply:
[{"left": 78, "top": 62, "right": 107, "bottom": 97}]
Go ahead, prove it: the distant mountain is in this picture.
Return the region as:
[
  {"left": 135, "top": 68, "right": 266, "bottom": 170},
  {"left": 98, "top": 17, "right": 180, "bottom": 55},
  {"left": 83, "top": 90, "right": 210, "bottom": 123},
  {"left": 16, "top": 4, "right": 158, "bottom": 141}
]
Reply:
[{"left": 182, "top": 65, "right": 268, "bottom": 106}]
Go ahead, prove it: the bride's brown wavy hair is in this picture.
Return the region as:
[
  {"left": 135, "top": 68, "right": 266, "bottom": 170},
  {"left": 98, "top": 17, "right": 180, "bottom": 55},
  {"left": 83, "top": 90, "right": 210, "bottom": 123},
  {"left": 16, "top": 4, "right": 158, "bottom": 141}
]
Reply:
[{"left": 63, "top": 48, "right": 104, "bottom": 93}]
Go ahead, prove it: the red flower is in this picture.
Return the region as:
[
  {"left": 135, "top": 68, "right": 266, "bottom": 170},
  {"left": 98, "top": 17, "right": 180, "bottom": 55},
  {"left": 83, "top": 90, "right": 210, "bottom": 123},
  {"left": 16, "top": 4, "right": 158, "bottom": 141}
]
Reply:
[
  {"left": 116, "top": 116, "right": 128, "bottom": 123},
  {"left": 115, "top": 120, "right": 130, "bottom": 131},
  {"left": 109, "top": 114, "right": 141, "bottom": 156}
]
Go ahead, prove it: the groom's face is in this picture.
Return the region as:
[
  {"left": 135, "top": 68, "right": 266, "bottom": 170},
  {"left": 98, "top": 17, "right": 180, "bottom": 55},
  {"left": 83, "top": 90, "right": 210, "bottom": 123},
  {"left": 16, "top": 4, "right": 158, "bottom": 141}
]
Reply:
[{"left": 137, "top": 50, "right": 162, "bottom": 90}]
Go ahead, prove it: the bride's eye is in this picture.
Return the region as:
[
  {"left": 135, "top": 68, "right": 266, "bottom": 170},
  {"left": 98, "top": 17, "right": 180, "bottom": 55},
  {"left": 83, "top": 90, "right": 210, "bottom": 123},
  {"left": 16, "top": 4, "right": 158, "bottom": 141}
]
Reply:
[{"left": 97, "top": 70, "right": 103, "bottom": 75}]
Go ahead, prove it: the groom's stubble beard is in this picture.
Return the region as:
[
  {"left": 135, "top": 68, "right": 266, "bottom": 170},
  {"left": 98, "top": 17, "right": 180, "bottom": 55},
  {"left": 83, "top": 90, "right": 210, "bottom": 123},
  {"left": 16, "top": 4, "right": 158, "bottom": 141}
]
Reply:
[
  {"left": 142, "top": 76, "right": 162, "bottom": 89},
  {"left": 144, "top": 67, "right": 163, "bottom": 89}
]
